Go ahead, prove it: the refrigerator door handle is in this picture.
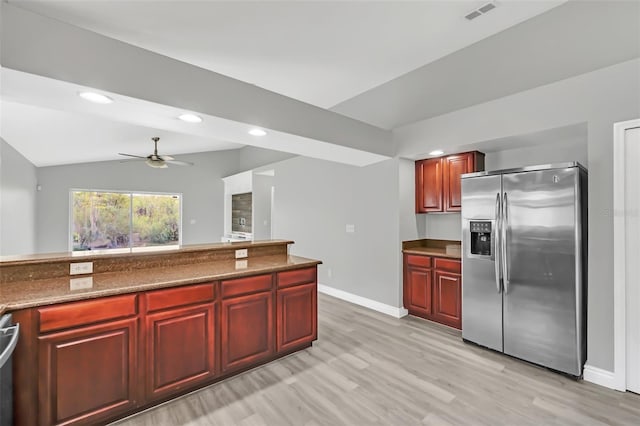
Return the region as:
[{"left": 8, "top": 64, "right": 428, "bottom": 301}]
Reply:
[
  {"left": 502, "top": 192, "right": 510, "bottom": 293},
  {"left": 494, "top": 193, "right": 502, "bottom": 293}
]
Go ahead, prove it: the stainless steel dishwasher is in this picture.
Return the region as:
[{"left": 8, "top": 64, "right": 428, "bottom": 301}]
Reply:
[{"left": 0, "top": 314, "right": 19, "bottom": 426}]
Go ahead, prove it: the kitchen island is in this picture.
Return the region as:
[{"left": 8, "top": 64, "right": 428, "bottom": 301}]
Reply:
[{"left": 1, "top": 240, "right": 320, "bottom": 425}]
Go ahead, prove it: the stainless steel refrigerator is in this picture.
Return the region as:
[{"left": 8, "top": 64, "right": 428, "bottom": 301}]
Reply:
[{"left": 461, "top": 162, "right": 587, "bottom": 377}]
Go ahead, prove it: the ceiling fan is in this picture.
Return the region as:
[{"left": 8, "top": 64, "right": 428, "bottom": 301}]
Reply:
[{"left": 119, "top": 137, "right": 194, "bottom": 168}]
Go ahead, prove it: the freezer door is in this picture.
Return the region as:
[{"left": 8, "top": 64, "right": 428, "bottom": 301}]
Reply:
[
  {"left": 502, "top": 167, "right": 582, "bottom": 375},
  {"left": 461, "top": 174, "right": 503, "bottom": 351}
]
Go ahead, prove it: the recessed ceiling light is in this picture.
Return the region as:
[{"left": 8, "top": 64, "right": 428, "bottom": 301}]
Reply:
[
  {"left": 249, "top": 128, "right": 267, "bottom": 136},
  {"left": 178, "top": 113, "right": 203, "bottom": 123},
  {"left": 78, "top": 91, "right": 113, "bottom": 104},
  {"left": 429, "top": 149, "right": 444, "bottom": 156}
]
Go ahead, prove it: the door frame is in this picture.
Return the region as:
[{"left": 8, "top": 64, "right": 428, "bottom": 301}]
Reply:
[{"left": 613, "top": 118, "right": 640, "bottom": 391}]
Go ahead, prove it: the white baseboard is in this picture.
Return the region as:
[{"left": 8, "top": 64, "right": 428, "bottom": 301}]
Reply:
[
  {"left": 583, "top": 364, "right": 620, "bottom": 390},
  {"left": 318, "top": 284, "right": 408, "bottom": 318}
]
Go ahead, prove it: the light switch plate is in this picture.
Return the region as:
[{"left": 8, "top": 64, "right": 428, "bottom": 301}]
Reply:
[
  {"left": 69, "top": 276, "right": 93, "bottom": 290},
  {"left": 235, "top": 249, "right": 248, "bottom": 259},
  {"left": 70, "top": 262, "right": 93, "bottom": 275},
  {"left": 346, "top": 224, "right": 355, "bottom": 233},
  {"left": 235, "top": 259, "right": 248, "bottom": 269}
]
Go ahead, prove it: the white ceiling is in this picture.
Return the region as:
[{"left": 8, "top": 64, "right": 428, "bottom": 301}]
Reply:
[
  {"left": 9, "top": 0, "right": 565, "bottom": 108},
  {"left": 1, "top": 101, "right": 242, "bottom": 167},
  {"left": 1, "top": 69, "right": 389, "bottom": 167},
  {"left": 2, "top": 0, "right": 569, "bottom": 167},
  {"left": 334, "top": 0, "right": 640, "bottom": 128}
]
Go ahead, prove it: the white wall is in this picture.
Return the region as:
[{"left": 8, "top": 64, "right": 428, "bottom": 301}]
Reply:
[
  {"left": 0, "top": 137, "right": 37, "bottom": 256},
  {"left": 35, "top": 150, "right": 242, "bottom": 253},
  {"left": 237, "top": 146, "right": 295, "bottom": 173},
  {"left": 395, "top": 58, "right": 640, "bottom": 372},
  {"left": 484, "top": 137, "right": 588, "bottom": 171},
  {"left": 252, "top": 173, "right": 273, "bottom": 241},
  {"left": 270, "top": 156, "right": 401, "bottom": 307}
]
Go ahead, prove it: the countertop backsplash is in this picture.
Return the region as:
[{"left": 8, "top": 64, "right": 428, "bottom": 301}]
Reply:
[{"left": 423, "top": 213, "right": 462, "bottom": 241}]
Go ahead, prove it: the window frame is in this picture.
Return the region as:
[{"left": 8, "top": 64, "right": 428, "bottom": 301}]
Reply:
[{"left": 68, "top": 189, "right": 183, "bottom": 254}]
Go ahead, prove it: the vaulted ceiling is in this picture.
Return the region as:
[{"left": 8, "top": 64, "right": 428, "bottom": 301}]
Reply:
[{"left": 1, "top": 1, "right": 638, "bottom": 167}]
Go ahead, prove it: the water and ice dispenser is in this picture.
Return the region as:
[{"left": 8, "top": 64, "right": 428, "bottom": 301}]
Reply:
[{"left": 470, "top": 221, "right": 492, "bottom": 256}]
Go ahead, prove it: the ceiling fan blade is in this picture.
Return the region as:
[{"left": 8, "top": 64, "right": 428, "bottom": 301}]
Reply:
[
  {"left": 118, "top": 158, "right": 146, "bottom": 163},
  {"left": 158, "top": 155, "right": 175, "bottom": 161},
  {"left": 165, "top": 159, "right": 194, "bottom": 166},
  {"left": 118, "top": 153, "right": 147, "bottom": 159}
]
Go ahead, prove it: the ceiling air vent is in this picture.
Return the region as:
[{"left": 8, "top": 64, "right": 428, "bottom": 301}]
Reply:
[
  {"left": 465, "top": 10, "right": 482, "bottom": 21},
  {"left": 465, "top": 2, "right": 498, "bottom": 21}
]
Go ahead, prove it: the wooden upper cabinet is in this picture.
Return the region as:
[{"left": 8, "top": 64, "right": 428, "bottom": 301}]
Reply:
[
  {"left": 443, "top": 152, "right": 483, "bottom": 212},
  {"left": 416, "top": 151, "right": 484, "bottom": 213},
  {"left": 415, "top": 158, "right": 443, "bottom": 213}
]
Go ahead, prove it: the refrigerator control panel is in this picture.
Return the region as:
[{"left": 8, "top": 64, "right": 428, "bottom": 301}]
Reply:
[
  {"left": 470, "top": 221, "right": 492, "bottom": 256},
  {"left": 470, "top": 221, "right": 492, "bottom": 233}
]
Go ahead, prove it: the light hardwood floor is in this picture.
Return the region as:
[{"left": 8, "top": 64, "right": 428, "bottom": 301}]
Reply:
[{"left": 114, "top": 293, "right": 640, "bottom": 426}]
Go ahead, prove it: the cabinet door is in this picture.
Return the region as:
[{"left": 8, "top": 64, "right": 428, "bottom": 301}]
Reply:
[
  {"left": 443, "top": 153, "right": 474, "bottom": 212},
  {"left": 145, "top": 303, "right": 216, "bottom": 401},
  {"left": 38, "top": 318, "right": 138, "bottom": 425},
  {"left": 416, "top": 158, "right": 443, "bottom": 213},
  {"left": 221, "top": 292, "right": 274, "bottom": 373},
  {"left": 433, "top": 271, "right": 462, "bottom": 329},
  {"left": 405, "top": 265, "right": 433, "bottom": 317},
  {"left": 277, "top": 283, "right": 317, "bottom": 353}
]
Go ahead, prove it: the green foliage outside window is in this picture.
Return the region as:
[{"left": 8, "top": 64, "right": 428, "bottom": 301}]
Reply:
[{"left": 72, "top": 191, "right": 180, "bottom": 251}]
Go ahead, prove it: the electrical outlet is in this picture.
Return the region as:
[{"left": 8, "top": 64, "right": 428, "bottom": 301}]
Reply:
[
  {"left": 327, "top": 268, "right": 332, "bottom": 279},
  {"left": 69, "top": 276, "right": 93, "bottom": 290},
  {"left": 235, "top": 249, "right": 248, "bottom": 259},
  {"left": 235, "top": 259, "right": 248, "bottom": 269},
  {"left": 70, "top": 262, "right": 93, "bottom": 275}
]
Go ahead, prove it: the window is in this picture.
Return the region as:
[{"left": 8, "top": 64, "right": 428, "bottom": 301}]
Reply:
[{"left": 71, "top": 190, "right": 181, "bottom": 253}]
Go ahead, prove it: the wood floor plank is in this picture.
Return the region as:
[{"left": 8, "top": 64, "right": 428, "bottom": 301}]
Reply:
[{"left": 113, "top": 293, "right": 640, "bottom": 426}]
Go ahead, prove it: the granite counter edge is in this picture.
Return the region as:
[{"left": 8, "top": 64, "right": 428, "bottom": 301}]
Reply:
[{"left": 4, "top": 257, "right": 322, "bottom": 312}]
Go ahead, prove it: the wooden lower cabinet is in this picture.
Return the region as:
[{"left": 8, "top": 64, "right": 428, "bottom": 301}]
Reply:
[
  {"left": 277, "top": 282, "right": 317, "bottom": 352},
  {"left": 15, "top": 267, "right": 318, "bottom": 425},
  {"left": 433, "top": 271, "right": 462, "bottom": 329},
  {"left": 404, "top": 266, "right": 432, "bottom": 317},
  {"left": 221, "top": 291, "right": 274, "bottom": 373},
  {"left": 38, "top": 318, "right": 138, "bottom": 425},
  {"left": 403, "top": 253, "right": 462, "bottom": 329},
  {"left": 145, "top": 302, "right": 216, "bottom": 401}
]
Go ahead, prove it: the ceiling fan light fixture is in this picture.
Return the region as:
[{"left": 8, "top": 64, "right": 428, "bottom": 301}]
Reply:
[
  {"left": 178, "top": 113, "right": 202, "bottom": 123},
  {"left": 249, "top": 128, "right": 267, "bottom": 136},
  {"left": 146, "top": 158, "right": 168, "bottom": 168},
  {"left": 78, "top": 91, "right": 113, "bottom": 104}
]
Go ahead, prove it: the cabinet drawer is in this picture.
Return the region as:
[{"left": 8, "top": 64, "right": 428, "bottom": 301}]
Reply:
[
  {"left": 277, "top": 267, "right": 316, "bottom": 289},
  {"left": 221, "top": 274, "right": 272, "bottom": 298},
  {"left": 405, "top": 254, "right": 431, "bottom": 268},
  {"left": 146, "top": 283, "right": 215, "bottom": 313},
  {"left": 434, "top": 258, "right": 461, "bottom": 274},
  {"left": 38, "top": 294, "right": 138, "bottom": 333}
]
